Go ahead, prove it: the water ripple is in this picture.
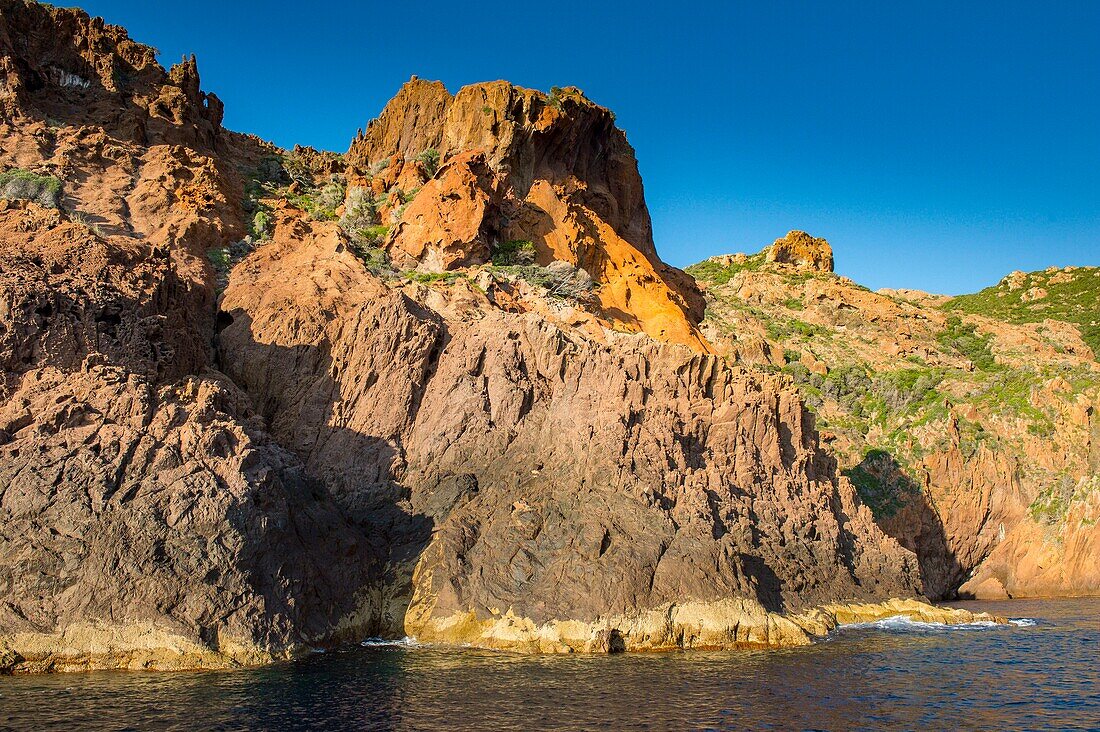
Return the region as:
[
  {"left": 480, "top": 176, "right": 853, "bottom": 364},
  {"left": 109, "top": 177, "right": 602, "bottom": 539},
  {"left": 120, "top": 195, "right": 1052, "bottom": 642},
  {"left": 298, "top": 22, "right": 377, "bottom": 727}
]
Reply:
[{"left": 0, "top": 598, "right": 1096, "bottom": 731}]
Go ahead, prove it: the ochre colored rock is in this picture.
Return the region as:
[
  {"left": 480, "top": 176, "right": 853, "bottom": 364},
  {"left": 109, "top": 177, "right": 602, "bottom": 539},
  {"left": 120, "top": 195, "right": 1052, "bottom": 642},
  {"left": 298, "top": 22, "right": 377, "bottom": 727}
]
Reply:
[
  {"left": 347, "top": 78, "right": 709, "bottom": 351},
  {"left": 0, "top": 2, "right": 1042, "bottom": 674},
  {"left": 386, "top": 151, "right": 501, "bottom": 270},
  {"left": 692, "top": 235, "right": 1100, "bottom": 601},
  {"left": 766, "top": 230, "right": 834, "bottom": 272},
  {"left": 217, "top": 212, "right": 922, "bottom": 653}
]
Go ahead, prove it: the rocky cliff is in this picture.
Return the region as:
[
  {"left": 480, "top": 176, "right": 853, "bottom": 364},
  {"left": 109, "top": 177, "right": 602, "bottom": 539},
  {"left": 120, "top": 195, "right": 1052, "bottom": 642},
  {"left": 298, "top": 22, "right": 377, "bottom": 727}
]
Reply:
[
  {"left": 0, "top": 1, "right": 1005, "bottom": 672},
  {"left": 689, "top": 238, "right": 1100, "bottom": 600}
]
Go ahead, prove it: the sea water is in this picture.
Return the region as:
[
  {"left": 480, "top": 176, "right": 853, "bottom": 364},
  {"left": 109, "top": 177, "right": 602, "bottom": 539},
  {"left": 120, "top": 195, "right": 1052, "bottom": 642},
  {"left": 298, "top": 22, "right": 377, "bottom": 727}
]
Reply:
[{"left": 1, "top": 598, "right": 1097, "bottom": 731}]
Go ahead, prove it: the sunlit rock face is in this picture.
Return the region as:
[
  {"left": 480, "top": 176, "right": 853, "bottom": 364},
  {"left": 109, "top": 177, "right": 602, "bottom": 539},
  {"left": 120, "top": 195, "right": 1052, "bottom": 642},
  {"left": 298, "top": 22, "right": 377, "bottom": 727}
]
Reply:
[{"left": 2, "top": 0, "right": 1038, "bottom": 673}]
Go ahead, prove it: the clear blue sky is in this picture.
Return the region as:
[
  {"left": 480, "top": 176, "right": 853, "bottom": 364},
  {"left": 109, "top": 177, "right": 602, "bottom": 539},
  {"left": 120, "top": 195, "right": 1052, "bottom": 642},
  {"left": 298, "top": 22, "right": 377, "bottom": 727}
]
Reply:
[{"left": 75, "top": 1, "right": 1099, "bottom": 294}]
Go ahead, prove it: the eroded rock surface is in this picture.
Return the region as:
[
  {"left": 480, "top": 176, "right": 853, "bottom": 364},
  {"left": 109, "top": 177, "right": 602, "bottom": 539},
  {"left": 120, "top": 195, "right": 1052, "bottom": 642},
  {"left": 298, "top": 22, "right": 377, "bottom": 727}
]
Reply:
[
  {"left": 0, "top": 0, "right": 1003, "bottom": 673},
  {"left": 689, "top": 236, "right": 1100, "bottom": 600},
  {"left": 347, "top": 78, "right": 708, "bottom": 350},
  {"left": 217, "top": 211, "right": 922, "bottom": 651}
]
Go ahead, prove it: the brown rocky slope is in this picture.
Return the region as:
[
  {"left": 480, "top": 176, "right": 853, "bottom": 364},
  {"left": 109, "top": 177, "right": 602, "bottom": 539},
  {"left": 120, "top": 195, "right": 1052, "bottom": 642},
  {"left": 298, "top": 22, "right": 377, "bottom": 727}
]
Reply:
[
  {"left": 1, "top": 1, "right": 996, "bottom": 672},
  {"left": 689, "top": 234, "right": 1100, "bottom": 601}
]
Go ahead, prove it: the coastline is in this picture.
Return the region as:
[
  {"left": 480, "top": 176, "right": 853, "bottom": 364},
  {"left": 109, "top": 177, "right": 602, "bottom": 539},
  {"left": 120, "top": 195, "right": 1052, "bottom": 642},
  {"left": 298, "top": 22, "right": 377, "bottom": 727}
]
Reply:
[{"left": 0, "top": 597, "right": 1006, "bottom": 674}]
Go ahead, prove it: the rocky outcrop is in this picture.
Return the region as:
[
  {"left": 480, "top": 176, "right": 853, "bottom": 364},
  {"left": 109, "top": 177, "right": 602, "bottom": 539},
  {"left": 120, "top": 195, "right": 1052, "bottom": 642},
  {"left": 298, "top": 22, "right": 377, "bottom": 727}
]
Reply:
[
  {"left": 0, "top": 0, "right": 223, "bottom": 148},
  {"left": 212, "top": 210, "right": 926, "bottom": 652},
  {"left": 0, "top": 3, "right": 994, "bottom": 673},
  {"left": 690, "top": 236, "right": 1100, "bottom": 601},
  {"left": 766, "top": 230, "right": 834, "bottom": 272},
  {"left": 385, "top": 151, "right": 502, "bottom": 270},
  {"left": 347, "top": 78, "right": 708, "bottom": 351},
  {"left": 0, "top": 3, "right": 379, "bottom": 672}
]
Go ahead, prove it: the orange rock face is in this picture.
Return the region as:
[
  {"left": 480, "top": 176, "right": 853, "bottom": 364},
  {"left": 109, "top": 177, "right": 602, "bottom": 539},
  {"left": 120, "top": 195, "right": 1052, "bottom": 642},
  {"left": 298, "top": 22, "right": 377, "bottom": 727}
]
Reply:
[
  {"left": 385, "top": 152, "right": 501, "bottom": 270},
  {"left": 766, "top": 230, "right": 834, "bottom": 272},
  {"left": 347, "top": 78, "right": 709, "bottom": 351},
  {"left": 691, "top": 236, "right": 1100, "bottom": 600}
]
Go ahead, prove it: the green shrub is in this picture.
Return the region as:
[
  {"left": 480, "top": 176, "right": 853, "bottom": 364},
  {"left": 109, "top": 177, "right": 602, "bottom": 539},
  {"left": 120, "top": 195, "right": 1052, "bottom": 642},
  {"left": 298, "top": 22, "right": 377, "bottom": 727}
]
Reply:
[
  {"left": 945, "top": 268, "right": 1100, "bottom": 358},
  {"left": 1028, "top": 475, "right": 1089, "bottom": 525},
  {"left": 69, "top": 210, "right": 105, "bottom": 237},
  {"left": 286, "top": 179, "right": 344, "bottom": 222},
  {"left": 870, "top": 368, "right": 944, "bottom": 413},
  {"left": 684, "top": 253, "right": 767, "bottom": 285},
  {"left": 491, "top": 239, "right": 536, "bottom": 266},
  {"left": 0, "top": 168, "right": 62, "bottom": 208},
  {"left": 251, "top": 209, "right": 272, "bottom": 239},
  {"left": 349, "top": 244, "right": 393, "bottom": 277},
  {"left": 938, "top": 315, "right": 998, "bottom": 371},
  {"left": 404, "top": 270, "right": 463, "bottom": 285},
  {"left": 315, "top": 180, "right": 345, "bottom": 218},
  {"left": 207, "top": 247, "right": 231, "bottom": 272},
  {"left": 415, "top": 148, "right": 440, "bottom": 176},
  {"left": 783, "top": 298, "right": 805, "bottom": 311},
  {"left": 339, "top": 186, "right": 380, "bottom": 237},
  {"left": 358, "top": 224, "right": 390, "bottom": 246},
  {"left": 494, "top": 260, "right": 596, "bottom": 301},
  {"left": 844, "top": 448, "right": 921, "bottom": 519}
]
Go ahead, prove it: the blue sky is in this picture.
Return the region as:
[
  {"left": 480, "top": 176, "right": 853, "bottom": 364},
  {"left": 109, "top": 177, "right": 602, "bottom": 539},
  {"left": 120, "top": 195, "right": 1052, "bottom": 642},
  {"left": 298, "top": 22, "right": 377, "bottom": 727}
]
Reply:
[{"left": 75, "top": 1, "right": 1099, "bottom": 294}]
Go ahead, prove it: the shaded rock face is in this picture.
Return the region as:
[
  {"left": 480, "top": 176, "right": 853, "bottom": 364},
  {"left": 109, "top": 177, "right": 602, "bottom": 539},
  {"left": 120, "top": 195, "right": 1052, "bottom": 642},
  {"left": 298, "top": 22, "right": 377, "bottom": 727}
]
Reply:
[
  {"left": 1, "top": 4, "right": 928, "bottom": 671},
  {"left": 0, "top": 204, "right": 382, "bottom": 671},
  {"left": 347, "top": 78, "right": 708, "bottom": 351},
  {"left": 0, "top": 3, "right": 379, "bottom": 671},
  {"left": 217, "top": 213, "right": 921, "bottom": 644}
]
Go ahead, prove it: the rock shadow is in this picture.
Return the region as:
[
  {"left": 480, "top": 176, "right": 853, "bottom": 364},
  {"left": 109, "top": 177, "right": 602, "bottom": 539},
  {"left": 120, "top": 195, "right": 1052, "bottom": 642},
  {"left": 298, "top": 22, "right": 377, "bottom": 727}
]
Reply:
[
  {"left": 844, "top": 449, "right": 968, "bottom": 599},
  {"left": 214, "top": 309, "right": 436, "bottom": 645}
]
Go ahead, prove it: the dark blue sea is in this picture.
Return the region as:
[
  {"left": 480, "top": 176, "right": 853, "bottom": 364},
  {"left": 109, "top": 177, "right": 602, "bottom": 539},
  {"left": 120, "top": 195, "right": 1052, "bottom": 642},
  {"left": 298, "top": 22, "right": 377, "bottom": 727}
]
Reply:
[{"left": 2, "top": 599, "right": 1097, "bottom": 731}]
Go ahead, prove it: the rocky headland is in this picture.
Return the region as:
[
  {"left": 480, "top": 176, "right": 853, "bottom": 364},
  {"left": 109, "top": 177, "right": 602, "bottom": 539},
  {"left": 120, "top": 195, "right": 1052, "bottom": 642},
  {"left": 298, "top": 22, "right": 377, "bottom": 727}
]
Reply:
[{"left": 0, "top": 1, "right": 1076, "bottom": 672}]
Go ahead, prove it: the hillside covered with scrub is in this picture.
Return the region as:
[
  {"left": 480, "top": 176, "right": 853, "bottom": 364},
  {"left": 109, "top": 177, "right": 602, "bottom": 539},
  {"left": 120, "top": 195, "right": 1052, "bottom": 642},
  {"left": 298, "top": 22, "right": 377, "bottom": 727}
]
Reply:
[{"left": 689, "top": 232, "right": 1100, "bottom": 600}]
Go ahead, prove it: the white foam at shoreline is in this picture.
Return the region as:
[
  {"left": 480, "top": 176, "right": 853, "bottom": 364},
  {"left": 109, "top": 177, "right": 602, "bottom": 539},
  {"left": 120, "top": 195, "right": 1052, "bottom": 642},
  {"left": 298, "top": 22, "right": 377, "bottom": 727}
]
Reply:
[
  {"left": 839, "top": 615, "right": 1037, "bottom": 632},
  {"left": 360, "top": 636, "right": 420, "bottom": 648}
]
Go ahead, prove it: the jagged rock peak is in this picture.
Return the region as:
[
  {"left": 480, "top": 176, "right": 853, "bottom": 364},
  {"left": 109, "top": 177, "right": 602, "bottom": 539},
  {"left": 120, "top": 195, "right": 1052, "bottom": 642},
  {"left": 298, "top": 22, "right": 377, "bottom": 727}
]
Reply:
[
  {"left": 766, "top": 230, "right": 834, "bottom": 272},
  {"left": 0, "top": 0, "right": 223, "bottom": 146},
  {"left": 346, "top": 76, "right": 710, "bottom": 351}
]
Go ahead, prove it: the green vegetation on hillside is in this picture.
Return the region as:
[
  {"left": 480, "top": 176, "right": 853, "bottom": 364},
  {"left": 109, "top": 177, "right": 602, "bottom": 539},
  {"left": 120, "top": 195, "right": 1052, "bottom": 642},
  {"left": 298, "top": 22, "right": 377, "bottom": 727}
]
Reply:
[
  {"left": 944, "top": 267, "right": 1100, "bottom": 356},
  {"left": 0, "top": 168, "right": 62, "bottom": 208},
  {"left": 684, "top": 253, "right": 767, "bottom": 285},
  {"left": 491, "top": 239, "right": 536, "bottom": 266},
  {"left": 489, "top": 260, "right": 596, "bottom": 301},
  {"left": 415, "top": 148, "right": 440, "bottom": 176},
  {"left": 843, "top": 448, "right": 922, "bottom": 519},
  {"left": 1029, "top": 475, "right": 1099, "bottom": 526},
  {"left": 937, "top": 315, "right": 998, "bottom": 370}
]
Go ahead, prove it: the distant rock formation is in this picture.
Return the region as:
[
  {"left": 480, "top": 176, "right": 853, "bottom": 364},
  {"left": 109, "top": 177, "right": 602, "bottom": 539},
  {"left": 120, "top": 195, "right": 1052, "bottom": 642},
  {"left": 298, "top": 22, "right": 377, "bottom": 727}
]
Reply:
[
  {"left": 766, "top": 230, "right": 834, "bottom": 272},
  {"left": 689, "top": 238, "right": 1100, "bottom": 601}
]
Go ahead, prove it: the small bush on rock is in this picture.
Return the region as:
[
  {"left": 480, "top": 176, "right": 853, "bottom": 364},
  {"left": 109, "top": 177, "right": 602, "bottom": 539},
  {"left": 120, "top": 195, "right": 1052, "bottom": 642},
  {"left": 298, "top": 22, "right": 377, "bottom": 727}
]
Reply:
[
  {"left": 491, "top": 239, "right": 536, "bottom": 266},
  {"left": 495, "top": 260, "right": 596, "bottom": 302},
  {"left": 0, "top": 168, "right": 62, "bottom": 208},
  {"left": 415, "top": 148, "right": 440, "bottom": 176},
  {"left": 251, "top": 209, "right": 272, "bottom": 239}
]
